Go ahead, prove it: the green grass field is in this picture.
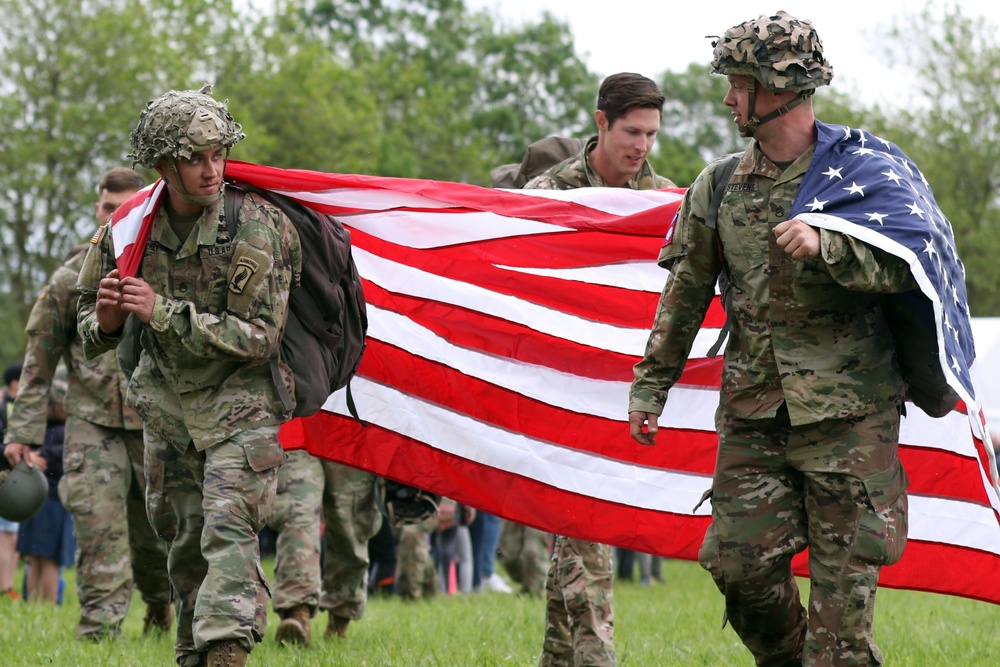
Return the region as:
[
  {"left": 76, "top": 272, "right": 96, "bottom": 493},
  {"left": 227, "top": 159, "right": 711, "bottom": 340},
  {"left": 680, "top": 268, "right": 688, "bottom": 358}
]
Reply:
[{"left": 0, "top": 557, "right": 997, "bottom": 666}]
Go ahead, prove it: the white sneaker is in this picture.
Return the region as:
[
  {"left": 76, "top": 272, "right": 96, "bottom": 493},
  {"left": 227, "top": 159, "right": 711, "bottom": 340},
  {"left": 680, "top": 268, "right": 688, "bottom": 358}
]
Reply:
[{"left": 481, "top": 574, "right": 513, "bottom": 593}]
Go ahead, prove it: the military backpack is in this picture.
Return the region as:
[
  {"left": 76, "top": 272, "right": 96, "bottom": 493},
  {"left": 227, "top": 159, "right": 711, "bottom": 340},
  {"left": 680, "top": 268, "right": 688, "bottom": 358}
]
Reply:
[
  {"left": 223, "top": 182, "right": 368, "bottom": 418},
  {"left": 117, "top": 183, "right": 368, "bottom": 420}
]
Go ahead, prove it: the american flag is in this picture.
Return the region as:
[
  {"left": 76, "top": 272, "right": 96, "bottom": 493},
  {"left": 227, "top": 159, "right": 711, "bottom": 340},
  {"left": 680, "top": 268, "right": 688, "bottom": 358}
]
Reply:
[
  {"left": 794, "top": 121, "right": 978, "bottom": 408},
  {"left": 109, "top": 156, "right": 1000, "bottom": 605}
]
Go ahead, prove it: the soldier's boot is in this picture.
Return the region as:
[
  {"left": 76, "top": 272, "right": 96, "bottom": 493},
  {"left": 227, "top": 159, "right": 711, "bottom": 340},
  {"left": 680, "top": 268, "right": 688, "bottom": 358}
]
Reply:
[
  {"left": 325, "top": 613, "right": 350, "bottom": 639},
  {"left": 205, "top": 640, "right": 248, "bottom": 667},
  {"left": 142, "top": 601, "right": 174, "bottom": 634},
  {"left": 275, "top": 605, "right": 312, "bottom": 646}
]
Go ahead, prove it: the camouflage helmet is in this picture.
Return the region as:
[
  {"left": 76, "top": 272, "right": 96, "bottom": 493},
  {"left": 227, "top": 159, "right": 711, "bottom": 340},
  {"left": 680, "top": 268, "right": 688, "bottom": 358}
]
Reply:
[
  {"left": 129, "top": 84, "right": 244, "bottom": 169},
  {"left": 711, "top": 11, "right": 833, "bottom": 94},
  {"left": 0, "top": 461, "right": 48, "bottom": 522}
]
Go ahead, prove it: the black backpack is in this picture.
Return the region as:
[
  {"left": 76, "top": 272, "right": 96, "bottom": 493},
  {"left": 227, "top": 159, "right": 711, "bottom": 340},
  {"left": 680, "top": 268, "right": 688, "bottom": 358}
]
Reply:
[
  {"left": 706, "top": 153, "right": 959, "bottom": 418},
  {"left": 224, "top": 182, "right": 368, "bottom": 418},
  {"left": 116, "top": 183, "right": 368, "bottom": 420}
]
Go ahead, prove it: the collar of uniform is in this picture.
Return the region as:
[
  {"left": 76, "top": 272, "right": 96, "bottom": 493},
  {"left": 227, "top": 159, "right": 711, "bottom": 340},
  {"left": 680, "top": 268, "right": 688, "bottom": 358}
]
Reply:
[{"left": 747, "top": 139, "right": 816, "bottom": 185}]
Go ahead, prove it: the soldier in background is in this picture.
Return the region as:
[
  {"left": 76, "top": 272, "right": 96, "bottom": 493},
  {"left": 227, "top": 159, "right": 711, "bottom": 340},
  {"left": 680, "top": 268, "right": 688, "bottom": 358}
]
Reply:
[
  {"left": 266, "top": 449, "right": 322, "bottom": 646},
  {"left": 630, "top": 12, "right": 915, "bottom": 665},
  {"left": 525, "top": 71, "right": 677, "bottom": 667},
  {"left": 318, "top": 461, "right": 382, "bottom": 639},
  {"left": 497, "top": 520, "right": 549, "bottom": 597},
  {"left": 77, "top": 86, "right": 302, "bottom": 667},
  {"left": 3, "top": 168, "right": 173, "bottom": 637}
]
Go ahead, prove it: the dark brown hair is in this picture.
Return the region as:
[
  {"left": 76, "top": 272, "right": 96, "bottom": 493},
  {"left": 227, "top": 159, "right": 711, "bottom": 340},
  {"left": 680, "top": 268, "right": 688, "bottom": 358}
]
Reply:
[
  {"left": 597, "top": 72, "right": 665, "bottom": 128},
  {"left": 98, "top": 167, "right": 145, "bottom": 195}
]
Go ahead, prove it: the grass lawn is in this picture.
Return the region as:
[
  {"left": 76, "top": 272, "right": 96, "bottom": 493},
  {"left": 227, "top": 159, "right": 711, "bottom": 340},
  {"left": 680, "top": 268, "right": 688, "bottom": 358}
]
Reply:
[{"left": 0, "top": 557, "right": 997, "bottom": 666}]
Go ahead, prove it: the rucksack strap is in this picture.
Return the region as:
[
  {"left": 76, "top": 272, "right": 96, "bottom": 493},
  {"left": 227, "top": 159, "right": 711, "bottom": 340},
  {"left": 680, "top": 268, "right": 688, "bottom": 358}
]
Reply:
[
  {"left": 705, "top": 153, "right": 743, "bottom": 358},
  {"left": 705, "top": 153, "right": 742, "bottom": 231},
  {"left": 225, "top": 184, "right": 297, "bottom": 414}
]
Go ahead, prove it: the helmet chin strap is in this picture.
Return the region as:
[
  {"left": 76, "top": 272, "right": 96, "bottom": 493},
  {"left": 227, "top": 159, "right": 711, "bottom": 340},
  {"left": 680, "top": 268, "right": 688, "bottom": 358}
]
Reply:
[{"left": 739, "top": 78, "right": 810, "bottom": 137}]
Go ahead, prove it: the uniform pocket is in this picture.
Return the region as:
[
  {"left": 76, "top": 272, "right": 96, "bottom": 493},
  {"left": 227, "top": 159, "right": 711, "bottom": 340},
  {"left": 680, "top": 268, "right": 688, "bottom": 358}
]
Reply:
[
  {"left": 244, "top": 439, "right": 285, "bottom": 473},
  {"left": 716, "top": 195, "right": 767, "bottom": 281},
  {"left": 851, "top": 459, "right": 909, "bottom": 567}
]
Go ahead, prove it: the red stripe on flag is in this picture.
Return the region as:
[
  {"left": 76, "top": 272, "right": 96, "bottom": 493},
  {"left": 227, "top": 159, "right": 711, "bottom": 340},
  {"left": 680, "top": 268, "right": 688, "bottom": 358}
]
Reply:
[{"left": 285, "top": 412, "right": 713, "bottom": 558}]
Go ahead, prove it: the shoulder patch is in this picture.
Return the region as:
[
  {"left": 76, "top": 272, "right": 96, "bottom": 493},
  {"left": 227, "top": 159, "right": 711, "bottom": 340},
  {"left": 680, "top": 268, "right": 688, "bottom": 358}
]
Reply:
[
  {"left": 90, "top": 225, "right": 107, "bottom": 244},
  {"left": 664, "top": 211, "right": 679, "bottom": 245}
]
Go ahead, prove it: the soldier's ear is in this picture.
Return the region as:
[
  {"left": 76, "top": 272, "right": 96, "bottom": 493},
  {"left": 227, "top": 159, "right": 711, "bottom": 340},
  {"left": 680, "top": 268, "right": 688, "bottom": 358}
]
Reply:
[{"left": 595, "top": 109, "right": 609, "bottom": 133}]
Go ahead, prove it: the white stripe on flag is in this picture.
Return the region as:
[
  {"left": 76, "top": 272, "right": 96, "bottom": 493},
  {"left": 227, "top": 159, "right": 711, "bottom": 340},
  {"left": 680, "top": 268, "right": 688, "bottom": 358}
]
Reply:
[
  {"left": 358, "top": 250, "right": 649, "bottom": 356},
  {"left": 345, "top": 209, "right": 574, "bottom": 248},
  {"left": 322, "top": 377, "right": 713, "bottom": 515},
  {"left": 497, "top": 186, "right": 683, "bottom": 215},
  {"left": 497, "top": 260, "right": 669, "bottom": 292}
]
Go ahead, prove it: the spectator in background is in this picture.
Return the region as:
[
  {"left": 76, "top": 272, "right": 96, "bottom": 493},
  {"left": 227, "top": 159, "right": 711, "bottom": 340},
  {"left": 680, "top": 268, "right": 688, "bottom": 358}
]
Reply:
[
  {"left": 0, "top": 362, "right": 23, "bottom": 600},
  {"left": 10, "top": 369, "right": 75, "bottom": 603},
  {"left": 432, "top": 499, "right": 475, "bottom": 594},
  {"left": 469, "top": 510, "right": 511, "bottom": 593}
]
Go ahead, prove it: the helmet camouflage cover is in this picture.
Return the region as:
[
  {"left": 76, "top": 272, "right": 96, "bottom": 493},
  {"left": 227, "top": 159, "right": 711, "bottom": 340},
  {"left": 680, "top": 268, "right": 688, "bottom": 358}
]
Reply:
[
  {"left": 711, "top": 10, "right": 833, "bottom": 93},
  {"left": 129, "top": 84, "right": 244, "bottom": 169}
]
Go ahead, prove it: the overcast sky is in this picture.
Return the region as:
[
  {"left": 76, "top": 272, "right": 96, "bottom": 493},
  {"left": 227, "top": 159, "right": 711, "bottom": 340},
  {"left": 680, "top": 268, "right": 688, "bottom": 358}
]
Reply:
[{"left": 467, "top": 1, "right": 1000, "bottom": 108}]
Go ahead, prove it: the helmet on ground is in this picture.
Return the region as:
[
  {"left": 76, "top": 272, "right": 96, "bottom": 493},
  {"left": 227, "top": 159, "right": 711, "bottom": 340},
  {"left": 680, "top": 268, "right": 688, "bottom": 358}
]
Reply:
[
  {"left": 375, "top": 478, "right": 440, "bottom": 528},
  {"left": 711, "top": 10, "right": 833, "bottom": 94},
  {"left": 129, "top": 84, "right": 244, "bottom": 169},
  {"left": 0, "top": 461, "right": 48, "bottom": 522}
]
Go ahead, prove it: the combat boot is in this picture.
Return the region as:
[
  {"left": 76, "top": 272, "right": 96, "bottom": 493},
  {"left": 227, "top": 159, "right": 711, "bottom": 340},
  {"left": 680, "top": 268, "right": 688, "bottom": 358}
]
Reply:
[
  {"left": 275, "top": 605, "right": 312, "bottom": 646},
  {"left": 205, "top": 640, "right": 248, "bottom": 667},
  {"left": 142, "top": 601, "right": 174, "bottom": 634},
  {"left": 326, "top": 613, "right": 350, "bottom": 639}
]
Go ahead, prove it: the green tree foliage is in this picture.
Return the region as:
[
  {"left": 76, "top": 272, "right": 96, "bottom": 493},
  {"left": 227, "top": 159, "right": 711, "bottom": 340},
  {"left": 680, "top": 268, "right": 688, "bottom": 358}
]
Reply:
[
  {"left": 653, "top": 64, "right": 747, "bottom": 187},
  {"left": 304, "top": 0, "right": 597, "bottom": 183},
  {"left": 217, "top": 6, "right": 382, "bottom": 174},
  {"left": 881, "top": 6, "right": 1000, "bottom": 315}
]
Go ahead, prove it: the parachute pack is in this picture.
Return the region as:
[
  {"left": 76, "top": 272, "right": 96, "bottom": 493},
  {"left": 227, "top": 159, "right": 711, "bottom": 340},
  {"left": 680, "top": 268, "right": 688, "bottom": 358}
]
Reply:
[
  {"left": 705, "top": 153, "right": 959, "bottom": 418},
  {"left": 223, "top": 182, "right": 368, "bottom": 418},
  {"left": 490, "top": 136, "right": 585, "bottom": 188}
]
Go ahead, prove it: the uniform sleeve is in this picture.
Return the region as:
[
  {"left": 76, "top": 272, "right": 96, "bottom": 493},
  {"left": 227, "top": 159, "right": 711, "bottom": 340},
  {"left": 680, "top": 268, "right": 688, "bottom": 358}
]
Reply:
[
  {"left": 145, "top": 197, "right": 303, "bottom": 361},
  {"left": 820, "top": 231, "right": 918, "bottom": 293},
  {"left": 5, "top": 268, "right": 75, "bottom": 446},
  {"left": 629, "top": 168, "right": 722, "bottom": 416},
  {"left": 77, "top": 228, "right": 124, "bottom": 360}
]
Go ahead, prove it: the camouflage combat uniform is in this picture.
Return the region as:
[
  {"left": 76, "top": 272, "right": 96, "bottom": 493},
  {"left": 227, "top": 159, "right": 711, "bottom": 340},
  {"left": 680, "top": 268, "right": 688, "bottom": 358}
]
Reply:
[
  {"left": 498, "top": 521, "right": 550, "bottom": 596},
  {"left": 318, "top": 461, "right": 382, "bottom": 621},
  {"left": 4, "top": 245, "right": 171, "bottom": 639},
  {"left": 78, "top": 190, "right": 302, "bottom": 666},
  {"left": 395, "top": 514, "right": 439, "bottom": 600},
  {"left": 267, "top": 449, "right": 323, "bottom": 617},
  {"left": 630, "top": 143, "right": 915, "bottom": 666},
  {"left": 528, "top": 138, "right": 675, "bottom": 667}
]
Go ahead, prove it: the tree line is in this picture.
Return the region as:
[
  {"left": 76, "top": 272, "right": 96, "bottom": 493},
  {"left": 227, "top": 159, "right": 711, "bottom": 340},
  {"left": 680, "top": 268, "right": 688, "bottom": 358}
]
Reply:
[{"left": 1, "top": 0, "right": 998, "bottom": 362}]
